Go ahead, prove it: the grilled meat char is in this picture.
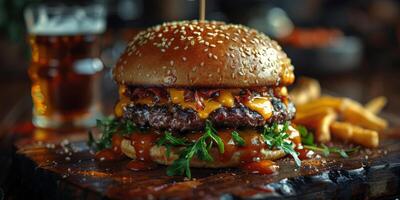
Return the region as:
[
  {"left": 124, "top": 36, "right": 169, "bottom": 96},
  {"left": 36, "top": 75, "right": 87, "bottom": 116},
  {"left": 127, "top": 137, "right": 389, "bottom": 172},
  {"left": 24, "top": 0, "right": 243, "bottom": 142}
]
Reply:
[{"left": 121, "top": 87, "right": 295, "bottom": 132}]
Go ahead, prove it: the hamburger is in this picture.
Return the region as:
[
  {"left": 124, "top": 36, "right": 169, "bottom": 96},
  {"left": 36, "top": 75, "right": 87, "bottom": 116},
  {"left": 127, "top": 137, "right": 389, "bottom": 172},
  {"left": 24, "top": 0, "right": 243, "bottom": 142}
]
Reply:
[{"left": 94, "top": 20, "right": 301, "bottom": 178}]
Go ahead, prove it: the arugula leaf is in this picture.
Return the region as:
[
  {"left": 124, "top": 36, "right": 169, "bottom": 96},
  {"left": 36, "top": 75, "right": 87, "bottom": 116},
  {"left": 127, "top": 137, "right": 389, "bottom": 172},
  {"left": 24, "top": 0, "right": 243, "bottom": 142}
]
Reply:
[
  {"left": 298, "top": 125, "right": 315, "bottom": 146},
  {"left": 166, "top": 120, "right": 225, "bottom": 179},
  {"left": 298, "top": 126, "right": 359, "bottom": 158},
  {"left": 156, "top": 132, "right": 187, "bottom": 146},
  {"left": 263, "top": 122, "right": 301, "bottom": 167},
  {"left": 156, "top": 132, "right": 188, "bottom": 158},
  {"left": 205, "top": 121, "right": 224, "bottom": 153},
  {"left": 303, "top": 143, "right": 360, "bottom": 158},
  {"left": 87, "top": 130, "right": 96, "bottom": 147},
  {"left": 121, "top": 120, "right": 136, "bottom": 136},
  {"left": 88, "top": 117, "right": 137, "bottom": 150},
  {"left": 167, "top": 149, "right": 192, "bottom": 178},
  {"left": 231, "top": 131, "right": 245, "bottom": 146}
]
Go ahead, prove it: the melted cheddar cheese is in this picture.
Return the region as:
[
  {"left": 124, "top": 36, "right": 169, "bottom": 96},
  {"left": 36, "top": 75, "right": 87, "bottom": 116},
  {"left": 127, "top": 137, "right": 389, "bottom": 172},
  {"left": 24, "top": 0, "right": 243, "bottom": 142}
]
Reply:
[
  {"left": 218, "top": 91, "right": 235, "bottom": 108},
  {"left": 115, "top": 96, "right": 130, "bottom": 117},
  {"left": 244, "top": 97, "right": 273, "bottom": 119},
  {"left": 115, "top": 87, "right": 276, "bottom": 120},
  {"left": 168, "top": 89, "right": 223, "bottom": 118}
]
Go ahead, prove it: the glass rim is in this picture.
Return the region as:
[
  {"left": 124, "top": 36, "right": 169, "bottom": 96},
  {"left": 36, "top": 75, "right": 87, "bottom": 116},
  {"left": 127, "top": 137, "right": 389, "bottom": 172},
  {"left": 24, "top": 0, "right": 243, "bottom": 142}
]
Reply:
[
  {"left": 24, "top": 3, "right": 107, "bottom": 35},
  {"left": 24, "top": 3, "right": 106, "bottom": 17}
]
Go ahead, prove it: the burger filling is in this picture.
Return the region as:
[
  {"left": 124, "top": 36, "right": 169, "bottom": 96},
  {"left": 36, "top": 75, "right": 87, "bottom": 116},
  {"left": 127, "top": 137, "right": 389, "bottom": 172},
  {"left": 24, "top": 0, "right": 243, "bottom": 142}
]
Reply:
[
  {"left": 91, "top": 86, "right": 300, "bottom": 178},
  {"left": 115, "top": 86, "right": 295, "bottom": 132}
]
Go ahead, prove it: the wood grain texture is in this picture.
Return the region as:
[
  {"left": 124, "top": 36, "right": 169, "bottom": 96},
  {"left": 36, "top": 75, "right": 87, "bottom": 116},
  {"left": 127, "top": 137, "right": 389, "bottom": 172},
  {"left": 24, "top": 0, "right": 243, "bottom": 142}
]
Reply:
[{"left": 5, "top": 125, "right": 400, "bottom": 200}]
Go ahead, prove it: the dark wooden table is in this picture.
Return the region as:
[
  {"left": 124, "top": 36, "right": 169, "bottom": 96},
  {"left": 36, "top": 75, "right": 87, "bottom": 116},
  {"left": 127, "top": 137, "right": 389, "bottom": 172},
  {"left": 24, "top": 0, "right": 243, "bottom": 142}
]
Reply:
[{"left": 0, "top": 66, "right": 400, "bottom": 199}]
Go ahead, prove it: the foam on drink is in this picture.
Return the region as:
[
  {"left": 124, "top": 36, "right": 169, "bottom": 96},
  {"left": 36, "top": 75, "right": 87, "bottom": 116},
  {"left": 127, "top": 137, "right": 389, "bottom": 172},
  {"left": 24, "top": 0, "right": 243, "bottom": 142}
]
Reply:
[{"left": 25, "top": 4, "right": 106, "bottom": 35}]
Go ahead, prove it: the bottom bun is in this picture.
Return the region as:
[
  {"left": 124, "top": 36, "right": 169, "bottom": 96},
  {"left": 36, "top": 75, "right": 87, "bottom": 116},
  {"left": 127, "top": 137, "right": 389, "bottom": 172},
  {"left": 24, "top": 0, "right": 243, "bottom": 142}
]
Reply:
[{"left": 120, "top": 126, "right": 300, "bottom": 168}]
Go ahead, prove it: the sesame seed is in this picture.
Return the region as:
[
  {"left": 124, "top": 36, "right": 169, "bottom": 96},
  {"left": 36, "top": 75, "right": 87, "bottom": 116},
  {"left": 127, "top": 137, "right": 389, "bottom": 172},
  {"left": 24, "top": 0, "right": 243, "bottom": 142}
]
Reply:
[
  {"left": 210, "top": 44, "right": 216, "bottom": 48},
  {"left": 174, "top": 46, "right": 179, "bottom": 50},
  {"left": 208, "top": 53, "right": 212, "bottom": 58},
  {"left": 242, "top": 38, "right": 247, "bottom": 43},
  {"left": 184, "top": 46, "right": 188, "bottom": 50},
  {"left": 213, "top": 55, "right": 218, "bottom": 60},
  {"left": 204, "top": 48, "right": 208, "bottom": 52},
  {"left": 207, "top": 32, "right": 216, "bottom": 37},
  {"left": 200, "top": 62, "right": 204, "bottom": 66},
  {"left": 161, "top": 49, "right": 166, "bottom": 53},
  {"left": 170, "top": 60, "right": 174, "bottom": 66},
  {"left": 182, "top": 57, "right": 187, "bottom": 61},
  {"left": 217, "top": 40, "right": 223, "bottom": 44}
]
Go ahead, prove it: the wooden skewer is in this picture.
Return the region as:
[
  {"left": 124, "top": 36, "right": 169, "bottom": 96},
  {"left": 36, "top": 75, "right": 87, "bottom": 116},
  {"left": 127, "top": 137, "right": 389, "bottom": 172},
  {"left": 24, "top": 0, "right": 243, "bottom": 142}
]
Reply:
[{"left": 199, "top": 0, "right": 206, "bottom": 21}]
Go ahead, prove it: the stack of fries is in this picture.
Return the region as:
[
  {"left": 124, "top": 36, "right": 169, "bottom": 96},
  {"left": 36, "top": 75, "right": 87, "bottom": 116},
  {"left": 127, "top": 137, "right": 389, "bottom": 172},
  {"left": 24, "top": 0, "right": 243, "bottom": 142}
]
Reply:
[{"left": 290, "top": 77, "right": 388, "bottom": 148}]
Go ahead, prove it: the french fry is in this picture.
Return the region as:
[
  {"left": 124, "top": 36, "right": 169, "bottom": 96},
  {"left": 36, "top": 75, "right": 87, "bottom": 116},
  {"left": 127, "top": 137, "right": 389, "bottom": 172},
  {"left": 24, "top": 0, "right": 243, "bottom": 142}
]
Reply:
[
  {"left": 315, "top": 110, "right": 337, "bottom": 143},
  {"left": 290, "top": 77, "right": 321, "bottom": 105},
  {"left": 342, "top": 99, "right": 388, "bottom": 131},
  {"left": 294, "top": 107, "right": 336, "bottom": 142},
  {"left": 294, "top": 107, "right": 334, "bottom": 124},
  {"left": 330, "top": 121, "right": 379, "bottom": 148},
  {"left": 296, "top": 96, "right": 346, "bottom": 113},
  {"left": 365, "top": 96, "right": 387, "bottom": 114}
]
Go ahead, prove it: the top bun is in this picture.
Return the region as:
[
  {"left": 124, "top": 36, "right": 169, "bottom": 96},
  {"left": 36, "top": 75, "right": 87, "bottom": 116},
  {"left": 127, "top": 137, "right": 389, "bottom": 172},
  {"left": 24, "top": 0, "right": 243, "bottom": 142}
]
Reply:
[{"left": 113, "top": 20, "right": 294, "bottom": 88}]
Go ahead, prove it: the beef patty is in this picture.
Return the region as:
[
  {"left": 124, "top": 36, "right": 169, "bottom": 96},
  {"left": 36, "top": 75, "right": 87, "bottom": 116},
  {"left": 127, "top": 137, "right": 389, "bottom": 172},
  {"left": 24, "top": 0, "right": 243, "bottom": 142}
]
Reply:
[{"left": 122, "top": 97, "right": 295, "bottom": 132}]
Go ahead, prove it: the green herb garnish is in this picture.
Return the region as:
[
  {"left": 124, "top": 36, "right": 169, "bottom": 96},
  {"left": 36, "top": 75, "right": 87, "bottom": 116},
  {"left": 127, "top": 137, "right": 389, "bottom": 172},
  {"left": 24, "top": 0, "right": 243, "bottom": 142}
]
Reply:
[
  {"left": 231, "top": 131, "right": 245, "bottom": 146},
  {"left": 303, "top": 144, "right": 360, "bottom": 158},
  {"left": 298, "top": 125, "right": 359, "bottom": 158},
  {"left": 88, "top": 117, "right": 137, "bottom": 150},
  {"left": 156, "top": 131, "right": 187, "bottom": 158},
  {"left": 263, "top": 122, "right": 301, "bottom": 167},
  {"left": 298, "top": 125, "right": 314, "bottom": 146},
  {"left": 166, "top": 121, "right": 224, "bottom": 179}
]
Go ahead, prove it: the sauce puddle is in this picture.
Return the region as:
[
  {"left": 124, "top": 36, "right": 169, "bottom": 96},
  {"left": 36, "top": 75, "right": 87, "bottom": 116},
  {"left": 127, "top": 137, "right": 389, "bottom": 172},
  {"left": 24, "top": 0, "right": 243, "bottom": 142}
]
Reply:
[
  {"left": 95, "top": 149, "right": 124, "bottom": 161},
  {"left": 127, "top": 160, "right": 158, "bottom": 171},
  {"left": 241, "top": 160, "right": 279, "bottom": 174}
]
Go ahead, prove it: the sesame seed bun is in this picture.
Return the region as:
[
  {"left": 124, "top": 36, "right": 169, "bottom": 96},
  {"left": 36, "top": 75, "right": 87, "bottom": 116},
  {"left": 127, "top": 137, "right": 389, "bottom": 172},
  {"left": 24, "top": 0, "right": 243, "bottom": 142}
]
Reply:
[{"left": 113, "top": 20, "right": 295, "bottom": 88}]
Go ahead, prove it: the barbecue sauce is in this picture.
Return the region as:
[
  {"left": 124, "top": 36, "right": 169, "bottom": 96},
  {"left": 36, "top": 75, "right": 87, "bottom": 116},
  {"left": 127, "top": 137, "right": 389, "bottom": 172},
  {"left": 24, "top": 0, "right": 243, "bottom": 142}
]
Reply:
[
  {"left": 241, "top": 160, "right": 279, "bottom": 174},
  {"left": 127, "top": 160, "right": 158, "bottom": 171},
  {"left": 130, "top": 133, "right": 159, "bottom": 161}
]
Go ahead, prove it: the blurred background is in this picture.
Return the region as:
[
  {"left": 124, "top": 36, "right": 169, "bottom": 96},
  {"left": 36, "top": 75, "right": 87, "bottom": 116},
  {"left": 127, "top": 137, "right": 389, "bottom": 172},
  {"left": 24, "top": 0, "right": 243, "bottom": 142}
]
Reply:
[{"left": 0, "top": 0, "right": 399, "bottom": 121}]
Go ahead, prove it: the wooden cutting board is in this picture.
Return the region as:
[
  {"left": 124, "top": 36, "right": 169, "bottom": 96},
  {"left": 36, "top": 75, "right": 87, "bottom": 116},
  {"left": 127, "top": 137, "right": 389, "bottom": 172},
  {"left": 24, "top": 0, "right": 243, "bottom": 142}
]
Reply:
[{"left": 4, "top": 123, "right": 400, "bottom": 200}]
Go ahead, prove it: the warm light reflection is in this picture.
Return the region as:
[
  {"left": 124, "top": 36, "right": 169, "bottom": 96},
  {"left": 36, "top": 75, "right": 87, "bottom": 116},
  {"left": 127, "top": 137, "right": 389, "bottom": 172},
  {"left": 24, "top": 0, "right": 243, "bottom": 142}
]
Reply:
[
  {"left": 31, "top": 84, "right": 47, "bottom": 115},
  {"left": 33, "top": 128, "right": 52, "bottom": 141}
]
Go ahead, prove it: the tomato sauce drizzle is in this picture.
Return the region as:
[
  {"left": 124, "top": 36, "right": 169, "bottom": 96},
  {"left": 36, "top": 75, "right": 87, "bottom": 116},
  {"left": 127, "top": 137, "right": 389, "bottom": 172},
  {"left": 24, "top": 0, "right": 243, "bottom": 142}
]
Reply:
[
  {"left": 103, "top": 128, "right": 303, "bottom": 173},
  {"left": 241, "top": 160, "right": 279, "bottom": 174},
  {"left": 127, "top": 160, "right": 158, "bottom": 171},
  {"left": 129, "top": 133, "right": 159, "bottom": 161},
  {"left": 95, "top": 149, "right": 124, "bottom": 161}
]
